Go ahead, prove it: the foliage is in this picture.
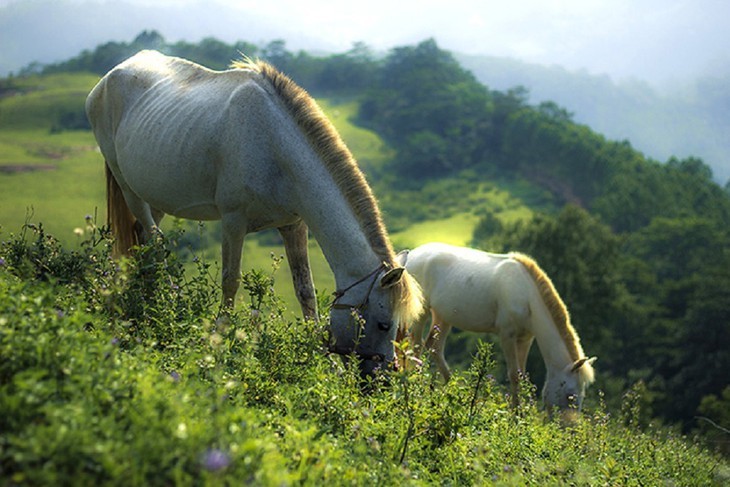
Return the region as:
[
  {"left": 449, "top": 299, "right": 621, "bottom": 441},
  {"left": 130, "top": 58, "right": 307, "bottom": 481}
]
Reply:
[
  {"left": 0, "top": 226, "right": 727, "bottom": 485},
  {"left": 359, "top": 39, "right": 494, "bottom": 178},
  {"left": 4, "top": 30, "right": 730, "bottom": 448}
]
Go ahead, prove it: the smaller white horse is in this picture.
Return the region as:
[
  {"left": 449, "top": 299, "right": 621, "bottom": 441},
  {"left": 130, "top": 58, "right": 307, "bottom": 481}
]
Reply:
[{"left": 402, "top": 242, "right": 596, "bottom": 411}]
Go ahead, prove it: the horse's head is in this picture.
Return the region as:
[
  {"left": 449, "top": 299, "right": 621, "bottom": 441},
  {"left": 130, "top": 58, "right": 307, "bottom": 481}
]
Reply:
[
  {"left": 328, "top": 257, "right": 423, "bottom": 381},
  {"left": 542, "top": 356, "right": 597, "bottom": 414}
]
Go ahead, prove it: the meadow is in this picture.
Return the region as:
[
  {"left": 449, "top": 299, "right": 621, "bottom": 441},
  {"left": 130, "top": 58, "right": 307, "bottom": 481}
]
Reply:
[
  {"left": 0, "top": 225, "right": 726, "bottom": 485},
  {"left": 2, "top": 69, "right": 727, "bottom": 484}
]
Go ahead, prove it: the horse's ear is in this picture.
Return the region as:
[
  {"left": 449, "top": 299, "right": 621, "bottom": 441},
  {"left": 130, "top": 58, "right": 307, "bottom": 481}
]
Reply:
[
  {"left": 395, "top": 249, "right": 409, "bottom": 267},
  {"left": 570, "top": 356, "right": 597, "bottom": 373},
  {"left": 380, "top": 267, "right": 405, "bottom": 288}
]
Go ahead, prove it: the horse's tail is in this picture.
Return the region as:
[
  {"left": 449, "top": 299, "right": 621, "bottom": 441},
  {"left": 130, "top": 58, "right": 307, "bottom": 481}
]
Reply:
[{"left": 106, "top": 162, "right": 137, "bottom": 257}]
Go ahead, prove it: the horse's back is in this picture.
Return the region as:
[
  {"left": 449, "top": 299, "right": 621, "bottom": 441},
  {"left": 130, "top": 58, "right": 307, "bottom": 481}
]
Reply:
[
  {"left": 86, "top": 50, "right": 258, "bottom": 136},
  {"left": 407, "top": 243, "right": 529, "bottom": 331},
  {"left": 86, "top": 51, "right": 283, "bottom": 221}
]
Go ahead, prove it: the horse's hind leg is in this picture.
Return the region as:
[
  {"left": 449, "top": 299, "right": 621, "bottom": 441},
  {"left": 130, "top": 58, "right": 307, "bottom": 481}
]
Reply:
[
  {"left": 122, "top": 191, "right": 160, "bottom": 243},
  {"left": 278, "top": 221, "right": 317, "bottom": 320},
  {"left": 220, "top": 213, "right": 247, "bottom": 310}
]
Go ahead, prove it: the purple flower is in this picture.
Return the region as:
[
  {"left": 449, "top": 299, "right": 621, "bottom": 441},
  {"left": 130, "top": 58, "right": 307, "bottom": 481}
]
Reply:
[
  {"left": 110, "top": 337, "right": 119, "bottom": 346},
  {"left": 170, "top": 371, "right": 181, "bottom": 382},
  {"left": 0, "top": 257, "right": 6, "bottom": 267},
  {"left": 201, "top": 448, "right": 231, "bottom": 472}
]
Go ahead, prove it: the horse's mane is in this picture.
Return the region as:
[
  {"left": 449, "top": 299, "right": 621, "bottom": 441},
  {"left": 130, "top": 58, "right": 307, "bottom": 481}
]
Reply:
[
  {"left": 510, "top": 252, "right": 594, "bottom": 384},
  {"left": 230, "top": 58, "right": 423, "bottom": 328}
]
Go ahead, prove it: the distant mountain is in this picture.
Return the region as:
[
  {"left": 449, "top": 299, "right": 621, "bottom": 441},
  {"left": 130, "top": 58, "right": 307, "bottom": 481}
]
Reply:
[{"left": 457, "top": 54, "right": 730, "bottom": 184}]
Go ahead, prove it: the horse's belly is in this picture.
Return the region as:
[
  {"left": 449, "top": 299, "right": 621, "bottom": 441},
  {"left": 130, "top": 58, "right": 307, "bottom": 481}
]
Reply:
[
  {"left": 430, "top": 281, "right": 498, "bottom": 333},
  {"left": 118, "top": 152, "right": 219, "bottom": 217}
]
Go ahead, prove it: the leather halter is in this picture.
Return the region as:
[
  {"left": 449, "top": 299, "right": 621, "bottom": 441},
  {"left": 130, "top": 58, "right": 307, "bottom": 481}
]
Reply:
[
  {"left": 330, "top": 262, "right": 387, "bottom": 311},
  {"left": 328, "top": 262, "right": 390, "bottom": 363}
]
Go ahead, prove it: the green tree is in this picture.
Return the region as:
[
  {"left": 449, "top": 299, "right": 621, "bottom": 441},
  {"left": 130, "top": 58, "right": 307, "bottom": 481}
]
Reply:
[
  {"left": 358, "top": 39, "right": 493, "bottom": 178},
  {"left": 622, "top": 217, "right": 730, "bottom": 425}
]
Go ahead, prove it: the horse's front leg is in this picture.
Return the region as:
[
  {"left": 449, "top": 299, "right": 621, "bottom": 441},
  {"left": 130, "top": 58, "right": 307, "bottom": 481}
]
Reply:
[
  {"left": 220, "top": 214, "right": 247, "bottom": 311},
  {"left": 500, "top": 332, "right": 522, "bottom": 408},
  {"left": 278, "top": 221, "right": 317, "bottom": 320},
  {"left": 427, "top": 310, "right": 452, "bottom": 382}
]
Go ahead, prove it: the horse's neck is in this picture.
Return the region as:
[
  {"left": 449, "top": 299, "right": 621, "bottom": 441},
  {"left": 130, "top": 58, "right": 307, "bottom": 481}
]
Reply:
[
  {"left": 307, "top": 202, "right": 382, "bottom": 286},
  {"left": 527, "top": 293, "right": 574, "bottom": 373},
  {"left": 279, "top": 137, "right": 383, "bottom": 286}
]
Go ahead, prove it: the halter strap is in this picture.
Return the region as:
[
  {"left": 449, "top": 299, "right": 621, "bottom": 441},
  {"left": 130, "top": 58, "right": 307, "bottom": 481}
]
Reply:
[{"left": 331, "top": 262, "right": 388, "bottom": 311}]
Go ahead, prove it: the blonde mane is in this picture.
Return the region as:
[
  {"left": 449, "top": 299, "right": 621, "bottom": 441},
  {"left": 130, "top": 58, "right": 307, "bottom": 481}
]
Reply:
[
  {"left": 231, "top": 58, "right": 424, "bottom": 327},
  {"left": 510, "top": 252, "right": 594, "bottom": 384}
]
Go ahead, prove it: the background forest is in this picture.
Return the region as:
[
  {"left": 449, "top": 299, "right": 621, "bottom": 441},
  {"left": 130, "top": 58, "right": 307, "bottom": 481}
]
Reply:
[{"left": 2, "top": 31, "right": 729, "bottom": 450}]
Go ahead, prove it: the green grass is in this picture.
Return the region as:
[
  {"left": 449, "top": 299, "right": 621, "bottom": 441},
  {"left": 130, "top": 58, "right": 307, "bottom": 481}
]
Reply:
[
  {"left": 0, "top": 72, "right": 99, "bottom": 130},
  {"left": 391, "top": 213, "right": 480, "bottom": 249},
  {"left": 0, "top": 231, "right": 727, "bottom": 485},
  {"left": 0, "top": 130, "right": 105, "bottom": 240},
  {"left": 317, "top": 99, "right": 394, "bottom": 174}
]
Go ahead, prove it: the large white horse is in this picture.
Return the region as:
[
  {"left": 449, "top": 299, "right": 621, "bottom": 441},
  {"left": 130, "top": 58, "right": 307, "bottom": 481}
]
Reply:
[
  {"left": 402, "top": 243, "right": 595, "bottom": 411},
  {"left": 86, "top": 50, "right": 423, "bottom": 376}
]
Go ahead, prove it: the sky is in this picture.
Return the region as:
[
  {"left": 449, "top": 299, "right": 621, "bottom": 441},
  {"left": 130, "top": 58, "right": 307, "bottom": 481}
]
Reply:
[
  {"left": 125, "top": 0, "right": 730, "bottom": 85},
  {"left": 1, "top": 0, "right": 729, "bottom": 86}
]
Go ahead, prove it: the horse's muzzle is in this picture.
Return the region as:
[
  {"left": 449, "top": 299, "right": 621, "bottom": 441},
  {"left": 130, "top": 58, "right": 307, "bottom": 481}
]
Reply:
[{"left": 327, "top": 344, "right": 395, "bottom": 378}]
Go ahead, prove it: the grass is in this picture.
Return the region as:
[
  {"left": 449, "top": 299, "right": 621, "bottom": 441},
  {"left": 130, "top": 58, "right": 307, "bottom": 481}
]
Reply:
[
  {"left": 0, "top": 228, "right": 727, "bottom": 485},
  {"left": 0, "top": 72, "right": 99, "bottom": 130},
  {"left": 391, "top": 212, "right": 480, "bottom": 249},
  {"left": 317, "top": 98, "right": 394, "bottom": 174}
]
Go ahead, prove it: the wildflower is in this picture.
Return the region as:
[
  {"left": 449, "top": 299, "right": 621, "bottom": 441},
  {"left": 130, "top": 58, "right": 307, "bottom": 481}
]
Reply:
[
  {"left": 201, "top": 448, "right": 231, "bottom": 472},
  {"left": 0, "top": 257, "right": 6, "bottom": 267},
  {"left": 209, "top": 332, "right": 223, "bottom": 348},
  {"left": 175, "top": 423, "right": 188, "bottom": 439},
  {"left": 73, "top": 227, "right": 84, "bottom": 237},
  {"left": 170, "top": 371, "right": 181, "bottom": 382}
]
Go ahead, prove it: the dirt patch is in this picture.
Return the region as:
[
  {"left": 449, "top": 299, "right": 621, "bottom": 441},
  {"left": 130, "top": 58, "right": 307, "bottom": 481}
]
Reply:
[{"left": 0, "top": 164, "right": 56, "bottom": 174}]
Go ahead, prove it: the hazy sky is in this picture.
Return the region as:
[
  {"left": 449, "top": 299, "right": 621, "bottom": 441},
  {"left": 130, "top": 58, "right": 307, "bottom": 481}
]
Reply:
[
  {"left": 104, "top": 0, "right": 729, "bottom": 85},
  {"left": 2, "top": 0, "right": 729, "bottom": 85}
]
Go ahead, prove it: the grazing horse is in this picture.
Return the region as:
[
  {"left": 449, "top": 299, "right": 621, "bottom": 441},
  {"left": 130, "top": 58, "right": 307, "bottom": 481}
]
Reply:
[
  {"left": 402, "top": 243, "right": 595, "bottom": 411},
  {"left": 85, "top": 50, "right": 423, "bottom": 377}
]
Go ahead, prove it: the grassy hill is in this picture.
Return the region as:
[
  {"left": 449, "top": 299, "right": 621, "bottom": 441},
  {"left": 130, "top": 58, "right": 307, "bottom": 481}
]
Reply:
[
  {"left": 1, "top": 60, "right": 729, "bottom": 484},
  {"left": 0, "top": 229, "right": 726, "bottom": 485}
]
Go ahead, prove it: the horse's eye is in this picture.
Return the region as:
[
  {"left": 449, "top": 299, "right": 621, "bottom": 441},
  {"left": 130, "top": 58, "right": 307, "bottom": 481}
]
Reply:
[{"left": 377, "top": 321, "right": 392, "bottom": 331}]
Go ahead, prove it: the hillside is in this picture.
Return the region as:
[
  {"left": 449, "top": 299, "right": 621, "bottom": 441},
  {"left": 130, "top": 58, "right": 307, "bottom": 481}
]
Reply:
[
  {"left": 0, "top": 229, "right": 727, "bottom": 484},
  {"left": 1, "top": 34, "right": 730, "bottom": 452},
  {"left": 457, "top": 53, "right": 730, "bottom": 185}
]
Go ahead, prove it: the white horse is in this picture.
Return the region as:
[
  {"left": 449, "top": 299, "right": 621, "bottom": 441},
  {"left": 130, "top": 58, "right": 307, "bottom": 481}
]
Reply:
[
  {"left": 402, "top": 242, "right": 595, "bottom": 411},
  {"left": 85, "top": 50, "right": 423, "bottom": 376}
]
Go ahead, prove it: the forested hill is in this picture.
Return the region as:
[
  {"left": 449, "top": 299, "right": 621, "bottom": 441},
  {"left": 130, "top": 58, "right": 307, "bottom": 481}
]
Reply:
[{"left": 7, "top": 32, "right": 730, "bottom": 436}]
